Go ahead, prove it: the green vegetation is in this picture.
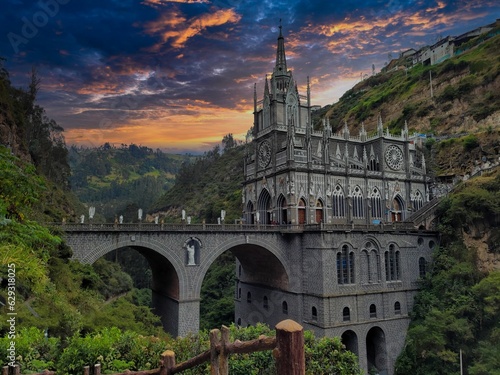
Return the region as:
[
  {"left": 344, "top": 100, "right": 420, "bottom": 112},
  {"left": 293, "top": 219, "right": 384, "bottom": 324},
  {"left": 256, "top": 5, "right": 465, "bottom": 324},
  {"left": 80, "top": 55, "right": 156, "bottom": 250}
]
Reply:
[
  {"left": 0, "top": 146, "right": 162, "bottom": 339},
  {"left": 324, "top": 33, "right": 500, "bottom": 137},
  {"left": 0, "top": 324, "right": 361, "bottom": 375},
  {"left": 396, "top": 171, "right": 500, "bottom": 375},
  {"left": 69, "top": 144, "right": 191, "bottom": 222},
  {"left": 152, "top": 137, "right": 244, "bottom": 224}
]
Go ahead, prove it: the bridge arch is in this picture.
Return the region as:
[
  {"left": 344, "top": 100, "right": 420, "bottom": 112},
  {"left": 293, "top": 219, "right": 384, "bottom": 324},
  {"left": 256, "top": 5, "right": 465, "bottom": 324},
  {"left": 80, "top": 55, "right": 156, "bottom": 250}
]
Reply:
[{"left": 193, "top": 235, "right": 291, "bottom": 295}]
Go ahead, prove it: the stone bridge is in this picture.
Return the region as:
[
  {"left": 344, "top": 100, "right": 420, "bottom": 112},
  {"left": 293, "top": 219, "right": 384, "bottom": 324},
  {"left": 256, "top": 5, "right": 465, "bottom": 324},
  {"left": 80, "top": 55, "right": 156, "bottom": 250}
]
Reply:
[{"left": 59, "top": 221, "right": 437, "bottom": 375}]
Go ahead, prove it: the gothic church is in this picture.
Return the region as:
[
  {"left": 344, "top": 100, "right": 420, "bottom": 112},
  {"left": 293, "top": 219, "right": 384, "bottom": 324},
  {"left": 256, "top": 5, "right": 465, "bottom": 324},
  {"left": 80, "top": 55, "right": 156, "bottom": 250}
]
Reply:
[{"left": 236, "top": 26, "right": 435, "bottom": 375}]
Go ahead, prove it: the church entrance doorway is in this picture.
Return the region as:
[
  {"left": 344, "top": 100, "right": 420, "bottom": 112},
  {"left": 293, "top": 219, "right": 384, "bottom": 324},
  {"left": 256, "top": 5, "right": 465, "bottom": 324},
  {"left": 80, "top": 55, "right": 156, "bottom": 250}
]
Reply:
[
  {"left": 391, "top": 195, "right": 404, "bottom": 222},
  {"left": 315, "top": 200, "right": 324, "bottom": 224},
  {"left": 298, "top": 198, "right": 306, "bottom": 225},
  {"left": 277, "top": 194, "right": 288, "bottom": 224}
]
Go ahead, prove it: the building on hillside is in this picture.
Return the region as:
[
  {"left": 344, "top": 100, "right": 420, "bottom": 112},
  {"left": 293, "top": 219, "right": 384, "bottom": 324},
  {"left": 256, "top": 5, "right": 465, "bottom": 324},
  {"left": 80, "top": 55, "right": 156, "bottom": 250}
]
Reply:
[{"left": 237, "top": 26, "right": 436, "bottom": 375}]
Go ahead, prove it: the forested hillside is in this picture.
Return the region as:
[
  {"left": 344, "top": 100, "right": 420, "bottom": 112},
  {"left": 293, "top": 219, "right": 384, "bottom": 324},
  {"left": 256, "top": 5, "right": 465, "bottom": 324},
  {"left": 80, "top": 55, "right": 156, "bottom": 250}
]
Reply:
[
  {"left": 152, "top": 135, "right": 244, "bottom": 224},
  {"left": 396, "top": 169, "right": 500, "bottom": 375},
  {"left": 0, "top": 61, "right": 163, "bottom": 348},
  {"left": 69, "top": 144, "right": 191, "bottom": 222}
]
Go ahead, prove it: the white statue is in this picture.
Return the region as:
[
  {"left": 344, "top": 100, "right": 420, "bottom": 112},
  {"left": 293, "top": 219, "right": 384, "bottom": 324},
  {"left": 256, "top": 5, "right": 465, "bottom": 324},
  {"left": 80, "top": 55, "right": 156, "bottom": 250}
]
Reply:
[
  {"left": 119, "top": 215, "right": 123, "bottom": 224},
  {"left": 80, "top": 214, "right": 85, "bottom": 224},
  {"left": 154, "top": 216, "right": 159, "bottom": 224},
  {"left": 187, "top": 244, "right": 196, "bottom": 265}
]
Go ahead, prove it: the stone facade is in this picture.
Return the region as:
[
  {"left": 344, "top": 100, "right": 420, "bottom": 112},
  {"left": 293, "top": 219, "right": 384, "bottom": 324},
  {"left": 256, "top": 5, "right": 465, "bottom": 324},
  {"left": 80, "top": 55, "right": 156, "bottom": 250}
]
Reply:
[{"left": 243, "top": 27, "right": 429, "bottom": 228}]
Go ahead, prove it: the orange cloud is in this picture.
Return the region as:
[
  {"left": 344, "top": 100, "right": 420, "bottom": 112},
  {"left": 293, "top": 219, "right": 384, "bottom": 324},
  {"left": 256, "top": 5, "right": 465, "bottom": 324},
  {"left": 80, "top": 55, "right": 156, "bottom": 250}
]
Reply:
[
  {"left": 144, "top": 8, "right": 241, "bottom": 50},
  {"left": 64, "top": 99, "right": 253, "bottom": 151}
]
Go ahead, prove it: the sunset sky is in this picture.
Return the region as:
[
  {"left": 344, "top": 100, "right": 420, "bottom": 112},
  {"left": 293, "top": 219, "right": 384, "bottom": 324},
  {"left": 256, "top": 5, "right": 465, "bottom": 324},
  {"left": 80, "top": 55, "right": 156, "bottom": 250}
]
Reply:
[{"left": 1, "top": 0, "right": 499, "bottom": 153}]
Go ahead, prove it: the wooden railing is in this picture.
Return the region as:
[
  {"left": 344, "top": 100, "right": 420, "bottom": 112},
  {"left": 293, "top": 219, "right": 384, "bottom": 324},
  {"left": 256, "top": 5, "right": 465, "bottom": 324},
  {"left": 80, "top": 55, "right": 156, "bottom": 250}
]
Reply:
[{"left": 3, "top": 320, "right": 305, "bottom": 375}]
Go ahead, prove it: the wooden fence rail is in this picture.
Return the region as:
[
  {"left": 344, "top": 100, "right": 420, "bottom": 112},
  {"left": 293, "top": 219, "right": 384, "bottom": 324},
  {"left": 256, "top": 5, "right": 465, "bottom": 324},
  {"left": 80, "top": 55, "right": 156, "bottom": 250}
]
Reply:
[{"left": 2, "top": 320, "right": 305, "bottom": 375}]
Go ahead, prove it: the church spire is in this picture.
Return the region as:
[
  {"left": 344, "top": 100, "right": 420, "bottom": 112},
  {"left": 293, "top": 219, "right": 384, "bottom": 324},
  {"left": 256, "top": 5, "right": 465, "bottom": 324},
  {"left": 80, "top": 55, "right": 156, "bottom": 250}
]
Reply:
[{"left": 274, "top": 19, "right": 287, "bottom": 75}]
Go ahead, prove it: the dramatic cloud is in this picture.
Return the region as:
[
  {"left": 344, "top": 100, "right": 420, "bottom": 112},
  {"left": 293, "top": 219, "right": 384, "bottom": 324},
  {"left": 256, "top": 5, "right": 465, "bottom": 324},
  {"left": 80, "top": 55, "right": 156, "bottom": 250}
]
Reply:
[{"left": 1, "top": 0, "right": 498, "bottom": 151}]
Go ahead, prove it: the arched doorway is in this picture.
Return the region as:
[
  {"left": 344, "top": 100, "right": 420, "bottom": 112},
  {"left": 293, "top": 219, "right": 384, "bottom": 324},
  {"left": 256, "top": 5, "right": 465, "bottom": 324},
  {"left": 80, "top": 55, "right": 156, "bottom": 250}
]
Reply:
[
  {"left": 341, "top": 330, "right": 359, "bottom": 356},
  {"left": 246, "top": 201, "right": 254, "bottom": 224},
  {"left": 391, "top": 194, "right": 405, "bottom": 222},
  {"left": 315, "top": 199, "right": 324, "bottom": 224},
  {"left": 257, "top": 189, "right": 272, "bottom": 224},
  {"left": 366, "top": 327, "right": 388, "bottom": 375},
  {"left": 298, "top": 198, "right": 307, "bottom": 225},
  {"left": 277, "top": 194, "right": 288, "bottom": 225}
]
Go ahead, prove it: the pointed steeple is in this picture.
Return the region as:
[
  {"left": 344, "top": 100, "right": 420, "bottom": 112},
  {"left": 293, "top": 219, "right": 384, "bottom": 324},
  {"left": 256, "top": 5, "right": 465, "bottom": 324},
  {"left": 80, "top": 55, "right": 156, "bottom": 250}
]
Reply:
[
  {"left": 377, "top": 113, "right": 384, "bottom": 136},
  {"left": 264, "top": 75, "right": 270, "bottom": 96},
  {"left": 343, "top": 120, "right": 350, "bottom": 140},
  {"left": 360, "top": 122, "right": 367, "bottom": 141},
  {"left": 274, "top": 19, "right": 287, "bottom": 76}
]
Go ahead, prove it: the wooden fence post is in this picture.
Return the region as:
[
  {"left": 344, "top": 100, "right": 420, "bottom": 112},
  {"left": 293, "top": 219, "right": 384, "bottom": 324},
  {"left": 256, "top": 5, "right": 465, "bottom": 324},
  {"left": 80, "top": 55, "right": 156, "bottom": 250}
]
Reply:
[
  {"left": 219, "top": 326, "right": 230, "bottom": 375},
  {"left": 12, "top": 365, "right": 20, "bottom": 375},
  {"left": 209, "top": 329, "right": 221, "bottom": 375},
  {"left": 83, "top": 365, "right": 90, "bottom": 375},
  {"left": 2, "top": 366, "right": 8, "bottom": 375},
  {"left": 160, "top": 350, "right": 176, "bottom": 375},
  {"left": 93, "top": 363, "right": 101, "bottom": 375},
  {"left": 274, "top": 319, "right": 305, "bottom": 375}
]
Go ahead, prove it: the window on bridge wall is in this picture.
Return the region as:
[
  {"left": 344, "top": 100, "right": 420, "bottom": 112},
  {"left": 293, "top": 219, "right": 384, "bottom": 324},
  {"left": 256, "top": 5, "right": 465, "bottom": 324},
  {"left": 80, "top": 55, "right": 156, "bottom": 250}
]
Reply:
[
  {"left": 385, "top": 244, "right": 401, "bottom": 281},
  {"left": 247, "top": 292, "right": 252, "bottom": 303},
  {"left": 394, "top": 301, "right": 401, "bottom": 315},
  {"left": 337, "top": 245, "right": 355, "bottom": 285},
  {"left": 419, "top": 257, "right": 427, "bottom": 278},
  {"left": 263, "top": 296, "right": 269, "bottom": 310},
  {"left": 312, "top": 306, "right": 318, "bottom": 321},
  {"left": 361, "top": 242, "right": 381, "bottom": 284},
  {"left": 343, "top": 307, "right": 351, "bottom": 322},
  {"left": 282, "top": 301, "right": 288, "bottom": 315},
  {"left": 332, "top": 185, "right": 346, "bottom": 218},
  {"left": 369, "top": 304, "right": 377, "bottom": 318}
]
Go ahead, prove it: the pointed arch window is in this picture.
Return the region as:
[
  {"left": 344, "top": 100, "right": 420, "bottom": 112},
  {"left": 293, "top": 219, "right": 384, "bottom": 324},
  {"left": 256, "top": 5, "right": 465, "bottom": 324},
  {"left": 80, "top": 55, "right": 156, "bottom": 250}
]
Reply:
[
  {"left": 368, "top": 155, "right": 380, "bottom": 171},
  {"left": 332, "top": 185, "right": 346, "bottom": 218},
  {"left": 337, "top": 245, "right": 355, "bottom": 284},
  {"left": 412, "top": 190, "right": 424, "bottom": 211},
  {"left": 370, "top": 187, "right": 383, "bottom": 219},
  {"left": 352, "top": 186, "right": 364, "bottom": 219}
]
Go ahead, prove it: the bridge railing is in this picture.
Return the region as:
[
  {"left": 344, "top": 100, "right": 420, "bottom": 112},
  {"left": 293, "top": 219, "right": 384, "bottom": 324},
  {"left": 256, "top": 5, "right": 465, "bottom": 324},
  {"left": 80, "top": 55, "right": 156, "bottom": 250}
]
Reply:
[
  {"left": 49, "top": 221, "right": 421, "bottom": 233},
  {"left": 3, "top": 320, "right": 305, "bottom": 375}
]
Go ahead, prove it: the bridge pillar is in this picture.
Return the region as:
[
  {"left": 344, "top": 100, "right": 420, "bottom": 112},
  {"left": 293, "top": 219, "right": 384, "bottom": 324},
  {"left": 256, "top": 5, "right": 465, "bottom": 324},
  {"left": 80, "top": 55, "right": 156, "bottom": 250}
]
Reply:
[{"left": 152, "top": 291, "right": 200, "bottom": 337}]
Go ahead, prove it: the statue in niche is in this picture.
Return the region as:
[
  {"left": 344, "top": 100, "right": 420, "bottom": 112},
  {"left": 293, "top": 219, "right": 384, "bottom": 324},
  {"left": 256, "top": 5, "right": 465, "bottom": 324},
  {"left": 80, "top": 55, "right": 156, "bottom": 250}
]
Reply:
[{"left": 187, "top": 242, "right": 196, "bottom": 265}]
